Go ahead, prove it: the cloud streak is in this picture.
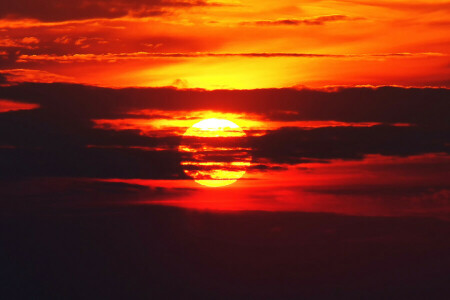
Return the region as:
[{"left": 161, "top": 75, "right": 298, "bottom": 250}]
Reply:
[
  {"left": 239, "top": 15, "right": 364, "bottom": 26},
  {"left": 0, "top": 99, "right": 39, "bottom": 113},
  {"left": 15, "top": 51, "right": 446, "bottom": 63},
  {"left": 336, "top": 0, "right": 450, "bottom": 12},
  {"left": 0, "top": 69, "right": 74, "bottom": 84}
]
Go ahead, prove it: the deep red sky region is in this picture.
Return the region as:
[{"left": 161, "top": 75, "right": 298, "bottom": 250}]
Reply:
[{"left": 0, "top": 1, "right": 449, "bottom": 299}]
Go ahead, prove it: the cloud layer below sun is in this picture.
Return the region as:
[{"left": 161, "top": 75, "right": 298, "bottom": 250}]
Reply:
[{"left": 0, "top": 0, "right": 449, "bottom": 89}]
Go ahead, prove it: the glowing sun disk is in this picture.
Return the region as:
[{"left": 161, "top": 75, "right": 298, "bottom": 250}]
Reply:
[{"left": 179, "top": 118, "right": 251, "bottom": 187}]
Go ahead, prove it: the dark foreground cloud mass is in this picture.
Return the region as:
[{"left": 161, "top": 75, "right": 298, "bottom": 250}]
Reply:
[
  {"left": 1, "top": 205, "right": 449, "bottom": 299},
  {"left": 0, "top": 178, "right": 195, "bottom": 213}
]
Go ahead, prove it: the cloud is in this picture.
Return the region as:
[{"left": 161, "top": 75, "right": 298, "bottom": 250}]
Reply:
[
  {"left": 0, "top": 38, "right": 21, "bottom": 48},
  {"left": 240, "top": 15, "right": 364, "bottom": 26},
  {"left": 0, "top": 37, "right": 40, "bottom": 49},
  {"left": 21, "top": 37, "right": 39, "bottom": 44},
  {"left": 0, "top": 0, "right": 217, "bottom": 22},
  {"left": 0, "top": 177, "right": 196, "bottom": 212},
  {"left": 15, "top": 51, "right": 446, "bottom": 63},
  {"left": 0, "top": 83, "right": 448, "bottom": 178},
  {"left": 1, "top": 83, "right": 448, "bottom": 125},
  {"left": 0, "top": 73, "right": 7, "bottom": 84},
  {"left": 0, "top": 99, "right": 39, "bottom": 113},
  {"left": 336, "top": 0, "right": 450, "bottom": 12},
  {"left": 0, "top": 69, "right": 74, "bottom": 84},
  {"left": 249, "top": 126, "right": 449, "bottom": 164},
  {"left": 0, "top": 146, "right": 186, "bottom": 179}
]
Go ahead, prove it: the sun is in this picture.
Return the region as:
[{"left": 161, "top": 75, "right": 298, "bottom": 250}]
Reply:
[{"left": 179, "top": 118, "right": 251, "bottom": 187}]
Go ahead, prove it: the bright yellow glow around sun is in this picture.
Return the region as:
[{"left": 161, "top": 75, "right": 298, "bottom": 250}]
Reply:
[
  {"left": 183, "top": 118, "right": 246, "bottom": 138},
  {"left": 179, "top": 118, "right": 251, "bottom": 187}
]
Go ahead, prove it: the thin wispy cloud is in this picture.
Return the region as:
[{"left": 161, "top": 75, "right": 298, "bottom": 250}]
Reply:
[
  {"left": 16, "top": 51, "right": 446, "bottom": 63},
  {"left": 239, "top": 15, "right": 364, "bottom": 26}
]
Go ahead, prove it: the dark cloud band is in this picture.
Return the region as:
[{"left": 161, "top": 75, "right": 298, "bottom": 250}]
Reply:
[{"left": 0, "top": 83, "right": 448, "bottom": 179}]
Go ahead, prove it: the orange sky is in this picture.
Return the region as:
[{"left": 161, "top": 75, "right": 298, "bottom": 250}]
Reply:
[{"left": 0, "top": 0, "right": 449, "bottom": 89}]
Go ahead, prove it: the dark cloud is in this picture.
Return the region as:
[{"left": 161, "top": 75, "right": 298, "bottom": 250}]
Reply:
[
  {"left": 0, "top": 83, "right": 448, "bottom": 179},
  {"left": 250, "top": 125, "right": 450, "bottom": 164},
  {"left": 0, "top": 178, "right": 195, "bottom": 213},
  {"left": 1, "top": 83, "right": 448, "bottom": 125},
  {"left": 0, "top": 0, "right": 214, "bottom": 22},
  {"left": 2, "top": 203, "right": 449, "bottom": 299},
  {"left": 248, "top": 164, "right": 288, "bottom": 172},
  {"left": 303, "top": 185, "right": 450, "bottom": 197},
  {"left": 0, "top": 146, "right": 186, "bottom": 179},
  {"left": 0, "top": 73, "right": 7, "bottom": 85}
]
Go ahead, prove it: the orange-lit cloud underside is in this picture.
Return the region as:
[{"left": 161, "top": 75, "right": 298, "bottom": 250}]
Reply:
[
  {"left": 92, "top": 109, "right": 393, "bottom": 137},
  {"left": 0, "top": 0, "right": 449, "bottom": 89},
  {"left": 0, "top": 99, "right": 39, "bottom": 112}
]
